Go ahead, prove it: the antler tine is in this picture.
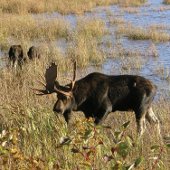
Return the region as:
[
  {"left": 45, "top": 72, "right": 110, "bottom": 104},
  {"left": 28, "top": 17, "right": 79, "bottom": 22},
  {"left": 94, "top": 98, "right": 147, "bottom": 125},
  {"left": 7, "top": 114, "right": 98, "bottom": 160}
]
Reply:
[
  {"left": 73, "top": 59, "right": 77, "bottom": 81},
  {"left": 70, "top": 59, "right": 77, "bottom": 90},
  {"left": 37, "top": 80, "right": 46, "bottom": 88},
  {"left": 38, "top": 73, "right": 45, "bottom": 81},
  {"left": 56, "top": 63, "right": 58, "bottom": 79},
  {"left": 30, "top": 87, "right": 49, "bottom": 96}
]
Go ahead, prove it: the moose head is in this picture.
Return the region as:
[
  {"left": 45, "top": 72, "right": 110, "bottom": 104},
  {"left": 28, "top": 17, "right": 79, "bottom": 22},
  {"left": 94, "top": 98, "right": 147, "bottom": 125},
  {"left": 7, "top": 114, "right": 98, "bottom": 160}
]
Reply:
[{"left": 33, "top": 60, "right": 77, "bottom": 116}]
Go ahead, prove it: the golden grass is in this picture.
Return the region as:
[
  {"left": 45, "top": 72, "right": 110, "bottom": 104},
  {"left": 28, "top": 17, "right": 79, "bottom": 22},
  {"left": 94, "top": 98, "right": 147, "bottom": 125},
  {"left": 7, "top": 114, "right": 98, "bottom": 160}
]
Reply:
[
  {"left": 0, "top": 59, "right": 169, "bottom": 169},
  {"left": 0, "top": 14, "right": 69, "bottom": 50},
  {"left": 118, "top": 0, "right": 146, "bottom": 7},
  {"left": 163, "top": 0, "right": 170, "bottom": 4},
  {"left": 116, "top": 24, "right": 170, "bottom": 42},
  {"left": 0, "top": 0, "right": 170, "bottom": 168},
  {"left": 67, "top": 18, "right": 107, "bottom": 67},
  {"left": 0, "top": 0, "right": 147, "bottom": 14}
]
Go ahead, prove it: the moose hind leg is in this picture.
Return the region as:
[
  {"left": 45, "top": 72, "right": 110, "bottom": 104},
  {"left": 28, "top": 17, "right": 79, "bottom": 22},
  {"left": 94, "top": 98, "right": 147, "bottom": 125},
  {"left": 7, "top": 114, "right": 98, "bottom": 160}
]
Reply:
[
  {"left": 146, "top": 107, "right": 161, "bottom": 137},
  {"left": 136, "top": 115, "right": 146, "bottom": 137},
  {"left": 135, "top": 107, "right": 147, "bottom": 137}
]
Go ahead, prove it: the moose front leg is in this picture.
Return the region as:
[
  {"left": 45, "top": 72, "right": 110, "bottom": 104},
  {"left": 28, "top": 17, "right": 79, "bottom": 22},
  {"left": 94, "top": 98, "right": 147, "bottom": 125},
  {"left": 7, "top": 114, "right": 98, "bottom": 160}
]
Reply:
[
  {"left": 94, "top": 99, "right": 112, "bottom": 125},
  {"left": 63, "top": 110, "right": 71, "bottom": 124}
]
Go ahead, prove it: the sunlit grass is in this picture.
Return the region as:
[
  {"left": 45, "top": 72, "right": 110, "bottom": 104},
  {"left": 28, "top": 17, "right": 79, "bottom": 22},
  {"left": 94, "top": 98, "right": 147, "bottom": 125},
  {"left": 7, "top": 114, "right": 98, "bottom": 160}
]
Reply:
[
  {"left": 163, "top": 0, "right": 170, "bottom": 4},
  {"left": 0, "top": 14, "right": 69, "bottom": 50},
  {"left": 0, "top": 0, "right": 147, "bottom": 14},
  {"left": 116, "top": 24, "right": 170, "bottom": 42},
  {"left": 0, "top": 0, "right": 170, "bottom": 169},
  {"left": 67, "top": 18, "right": 107, "bottom": 67},
  {"left": 0, "top": 54, "right": 170, "bottom": 169}
]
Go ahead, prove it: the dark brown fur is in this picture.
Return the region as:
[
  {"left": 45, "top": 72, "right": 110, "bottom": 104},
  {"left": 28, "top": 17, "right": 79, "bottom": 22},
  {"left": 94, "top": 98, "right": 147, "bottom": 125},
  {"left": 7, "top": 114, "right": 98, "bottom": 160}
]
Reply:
[
  {"left": 34, "top": 63, "right": 161, "bottom": 136},
  {"left": 8, "top": 45, "right": 24, "bottom": 68},
  {"left": 27, "top": 46, "right": 41, "bottom": 60}
]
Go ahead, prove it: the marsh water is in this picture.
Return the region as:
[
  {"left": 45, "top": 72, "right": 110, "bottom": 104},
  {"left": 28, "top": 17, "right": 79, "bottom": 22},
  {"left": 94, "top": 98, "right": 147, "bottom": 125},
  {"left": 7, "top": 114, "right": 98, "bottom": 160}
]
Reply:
[{"left": 1, "top": 0, "right": 170, "bottom": 100}]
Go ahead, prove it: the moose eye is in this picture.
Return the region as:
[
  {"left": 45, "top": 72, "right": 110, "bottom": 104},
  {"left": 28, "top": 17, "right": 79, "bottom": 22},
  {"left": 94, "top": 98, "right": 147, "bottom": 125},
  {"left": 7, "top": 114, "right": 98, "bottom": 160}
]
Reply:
[{"left": 58, "top": 95, "right": 68, "bottom": 102}]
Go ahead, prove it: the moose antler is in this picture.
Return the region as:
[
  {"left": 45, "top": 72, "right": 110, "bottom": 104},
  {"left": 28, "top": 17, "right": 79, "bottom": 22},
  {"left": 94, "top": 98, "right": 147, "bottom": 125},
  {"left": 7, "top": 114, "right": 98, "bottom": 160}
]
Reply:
[
  {"left": 32, "top": 62, "right": 58, "bottom": 95},
  {"left": 53, "top": 59, "right": 77, "bottom": 96},
  {"left": 32, "top": 60, "right": 77, "bottom": 96},
  {"left": 71, "top": 59, "right": 77, "bottom": 90}
]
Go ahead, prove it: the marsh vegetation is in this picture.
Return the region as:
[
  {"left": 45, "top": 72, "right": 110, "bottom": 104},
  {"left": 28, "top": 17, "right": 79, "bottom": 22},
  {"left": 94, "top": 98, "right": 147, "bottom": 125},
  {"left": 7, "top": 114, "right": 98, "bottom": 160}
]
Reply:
[
  {"left": 0, "top": 0, "right": 146, "bottom": 14},
  {"left": 0, "top": 0, "right": 170, "bottom": 169},
  {"left": 164, "top": 0, "right": 170, "bottom": 4}
]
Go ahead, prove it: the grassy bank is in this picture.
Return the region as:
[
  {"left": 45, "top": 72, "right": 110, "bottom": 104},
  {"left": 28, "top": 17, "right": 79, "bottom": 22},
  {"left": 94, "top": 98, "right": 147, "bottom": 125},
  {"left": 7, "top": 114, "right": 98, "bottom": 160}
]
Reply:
[
  {"left": 0, "top": 0, "right": 147, "bottom": 14},
  {"left": 0, "top": 60, "right": 169, "bottom": 169}
]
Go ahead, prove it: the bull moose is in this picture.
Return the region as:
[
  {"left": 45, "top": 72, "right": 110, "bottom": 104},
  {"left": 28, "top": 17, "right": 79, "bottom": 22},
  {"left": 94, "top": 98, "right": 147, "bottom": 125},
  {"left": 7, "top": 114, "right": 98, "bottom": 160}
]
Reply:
[
  {"left": 33, "top": 61, "right": 161, "bottom": 136},
  {"left": 8, "top": 45, "right": 24, "bottom": 68}
]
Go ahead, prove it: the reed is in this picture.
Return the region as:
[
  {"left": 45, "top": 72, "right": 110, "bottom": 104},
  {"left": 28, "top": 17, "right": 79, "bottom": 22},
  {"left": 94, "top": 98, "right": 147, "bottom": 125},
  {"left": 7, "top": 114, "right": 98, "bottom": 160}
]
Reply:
[
  {"left": 67, "top": 18, "right": 107, "bottom": 67},
  {"left": 116, "top": 24, "right": 170, "bottom": 42},
  {"left": 163, "top": 0, "right": 170, "bottom": 4},
  {"left": 0, "top": 0, "right": 147, "bottom": 14}
]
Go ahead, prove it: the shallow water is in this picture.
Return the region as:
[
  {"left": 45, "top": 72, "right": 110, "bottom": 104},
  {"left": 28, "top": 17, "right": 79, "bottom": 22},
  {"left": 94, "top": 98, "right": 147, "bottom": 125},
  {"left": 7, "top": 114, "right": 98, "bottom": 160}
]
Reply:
[
  {"left": 1, "top": 0, "right": 170, "bottom": 100},
  {"left": 82, "top": 0, "right": 170, "bottom": 100}
]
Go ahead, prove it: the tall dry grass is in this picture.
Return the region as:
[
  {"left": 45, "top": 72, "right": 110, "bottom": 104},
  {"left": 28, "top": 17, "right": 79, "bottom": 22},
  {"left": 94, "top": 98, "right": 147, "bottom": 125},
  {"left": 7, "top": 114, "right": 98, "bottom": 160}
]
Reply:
[
  {"left": 0, "top": 0, "right": 170, "bottom": 169},
  {"left": 0, "top": 0, "right": 147, "bottom": 14},
  {"left": 116, "top": 24, "right": 170, "bottom": 42},
  {"left": 67, "top": 18, "right": 107, "bottom": 67},
  {"left": 0, "top": 14, "right": 70, "bottom": 50},
  {"left": 0, "top": 58, "right": 170, "bottom": 169},
  {"left": 163, "top": 0, "right": 170, "bottom": 4}
]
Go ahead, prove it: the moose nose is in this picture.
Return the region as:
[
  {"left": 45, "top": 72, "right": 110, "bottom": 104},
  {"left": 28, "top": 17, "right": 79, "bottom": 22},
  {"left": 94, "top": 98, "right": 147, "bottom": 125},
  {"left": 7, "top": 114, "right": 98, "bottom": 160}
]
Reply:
[{"left": 53, "top": 108, "right": 62, "bottom": 114}]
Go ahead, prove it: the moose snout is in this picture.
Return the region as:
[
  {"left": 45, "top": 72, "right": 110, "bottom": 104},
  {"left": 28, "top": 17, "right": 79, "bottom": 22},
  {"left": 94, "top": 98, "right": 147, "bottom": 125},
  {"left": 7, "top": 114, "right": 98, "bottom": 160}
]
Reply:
[
  {"left": 53, "top": 101, "right": 64, "bottom": 114},
  {"left": 53, "top": 107, "right": 63, "bottom": 114}
]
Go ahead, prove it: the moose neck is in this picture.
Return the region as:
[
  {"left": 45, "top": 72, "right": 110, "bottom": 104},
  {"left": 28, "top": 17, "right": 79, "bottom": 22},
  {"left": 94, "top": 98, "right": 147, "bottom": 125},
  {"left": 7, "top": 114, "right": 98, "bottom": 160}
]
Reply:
[{"left": 71, "top": 81, "right": 90, "bottom": 111}]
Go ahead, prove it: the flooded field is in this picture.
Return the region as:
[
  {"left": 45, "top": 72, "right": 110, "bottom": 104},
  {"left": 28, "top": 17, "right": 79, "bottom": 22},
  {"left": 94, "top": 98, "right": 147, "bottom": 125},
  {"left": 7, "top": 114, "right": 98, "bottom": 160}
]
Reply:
[{"left": 28, "top": 0, "right": 170, "bottom": 100}]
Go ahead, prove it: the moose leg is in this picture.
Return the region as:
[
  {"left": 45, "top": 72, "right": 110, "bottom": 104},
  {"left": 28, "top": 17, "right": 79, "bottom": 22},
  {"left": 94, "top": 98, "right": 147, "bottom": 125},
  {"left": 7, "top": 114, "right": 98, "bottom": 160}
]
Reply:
[
  {"left": 63, "top": 110, "right": 71, "bottom": 124},
  {"left": 146, "top": 107, "right": 161, "bottom": 137},
  {"left": 94, "top": 99, "right": 112, "bottom": 125},
  {"left": 135, "top": 108, "right": 147, "bottom": 137},
  {"left": 136, "top": 117, "right": 146, "bottom": 137}
]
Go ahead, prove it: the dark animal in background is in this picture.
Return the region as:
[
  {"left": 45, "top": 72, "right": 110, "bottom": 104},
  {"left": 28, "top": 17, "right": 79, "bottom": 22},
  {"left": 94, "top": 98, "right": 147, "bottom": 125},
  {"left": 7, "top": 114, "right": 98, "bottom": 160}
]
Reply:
[
  {"left": 33, "top": 61, "right": 161, "bottom": 137},
  {"left": 8, "top": 45, "right": 24, "bottom": 68},
  {"left": 27, "top": 46, "right": 41, "bottom": 60}
]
